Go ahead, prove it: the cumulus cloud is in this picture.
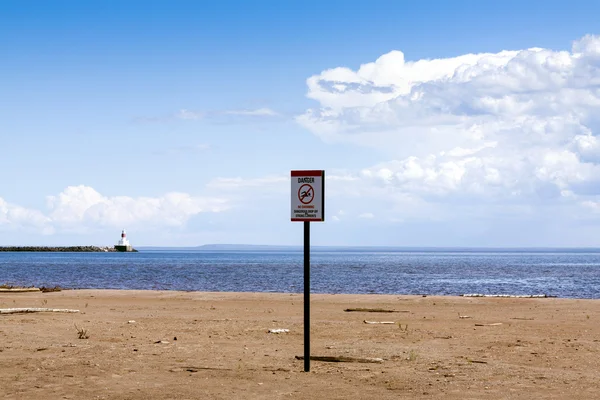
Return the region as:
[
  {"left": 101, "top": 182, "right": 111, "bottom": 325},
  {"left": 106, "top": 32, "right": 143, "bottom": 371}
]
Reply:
[
  {"left": 0, "top": 198, "right": 52, "bottom": 232},
  {"left": 46, "top": 186, "right": 229, "bottom": 228},
  {"left": 0, "top": 186, "right": 229, "bottom": 233},
  {"left": 298, "top": 34, "right": 600, "bottom": 210}
]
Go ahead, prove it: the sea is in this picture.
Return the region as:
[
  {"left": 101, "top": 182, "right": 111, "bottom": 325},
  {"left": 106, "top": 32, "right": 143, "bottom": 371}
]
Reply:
[{"left": 1, "top": 249, "right": 600, "bottom": 299}]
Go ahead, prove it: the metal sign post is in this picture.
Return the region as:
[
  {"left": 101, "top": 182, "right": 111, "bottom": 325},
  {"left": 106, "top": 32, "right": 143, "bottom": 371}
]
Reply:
[
  {"left": 303, "top": 220, "right": 310, "bottom": 372},
  {"left": 291, "top": 170, "right": 325, "bottom": 373}
]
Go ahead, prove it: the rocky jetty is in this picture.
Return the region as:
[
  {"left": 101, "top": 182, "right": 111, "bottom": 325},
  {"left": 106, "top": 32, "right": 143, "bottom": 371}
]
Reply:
[{"left": 0, "top": 246, "right": 137, "bottom": 252}]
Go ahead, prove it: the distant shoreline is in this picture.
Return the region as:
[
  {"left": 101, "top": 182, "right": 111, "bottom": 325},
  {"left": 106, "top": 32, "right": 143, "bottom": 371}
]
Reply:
[{"left": 138, "top": 244, "right": 600, "bottom": 253}]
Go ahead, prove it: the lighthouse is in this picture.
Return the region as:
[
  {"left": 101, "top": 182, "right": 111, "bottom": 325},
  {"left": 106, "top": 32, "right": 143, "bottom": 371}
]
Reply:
[{"left": 114, "top": 229, "right": 133, "bottom": 252}]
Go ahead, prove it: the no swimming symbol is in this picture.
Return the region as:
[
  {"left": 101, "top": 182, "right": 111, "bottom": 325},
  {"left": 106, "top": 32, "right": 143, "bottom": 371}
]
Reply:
[{"left": 298, "top": 184, "right": 314, "bottom": 204}]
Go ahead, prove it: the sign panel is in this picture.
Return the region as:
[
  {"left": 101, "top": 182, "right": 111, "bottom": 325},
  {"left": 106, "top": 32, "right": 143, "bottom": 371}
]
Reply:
[{"left": 291, "top": 170, "right": 325, "bottom": 222}]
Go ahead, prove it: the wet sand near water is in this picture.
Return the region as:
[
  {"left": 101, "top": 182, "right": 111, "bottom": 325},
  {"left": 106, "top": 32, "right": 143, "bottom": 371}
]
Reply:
[{"left": 1, "top": 289, "right": 599, "bottom": 399}]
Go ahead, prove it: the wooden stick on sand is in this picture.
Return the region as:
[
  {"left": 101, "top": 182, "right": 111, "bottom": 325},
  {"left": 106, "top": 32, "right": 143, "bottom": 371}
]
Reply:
[
  {"left": 363, "top": 320, "right": 395, "bottom": 324},
  {"left": 344, "top": 308, "right": 407, "bottom": 313},
  {"left": 295, "top": 355, "right": 384, "bottom": 364},
  {"left": 0, "top": 308, "right": 80, "bottom": 314}
]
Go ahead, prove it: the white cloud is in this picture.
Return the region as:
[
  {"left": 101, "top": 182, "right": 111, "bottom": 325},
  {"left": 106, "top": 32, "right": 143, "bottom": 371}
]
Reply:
[
  {"left": 46, "top": 186, "right": 229, "bottom": 228},
  {"left": 359, "top": 212, "right": 374, "bottom": 219},
  {"left": 297, "top": 34, "right": 600, "bottom": 209},
  {"left": 176, "top": 107, "right": 279, "bottom": 121},
  {"left": 222, "top": 107, "right": 279, "bottom": 116},
  {"left": 177, "top": 109, "right": 203, "bottom": 120},
  {"left": 0, "top": 197, "right": 52, "bottom": 232},
  {"left": 0, "top": 186, "right": 230, "bottom": 234}
]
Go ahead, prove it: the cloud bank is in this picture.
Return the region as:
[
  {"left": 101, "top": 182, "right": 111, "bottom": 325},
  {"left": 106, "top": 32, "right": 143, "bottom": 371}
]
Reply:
[
  {"left": 298, "top": 35, "right": 600, "bottom": 214},
  {"left": 0, "top": 186, "right": 229, "bottom": 234}
]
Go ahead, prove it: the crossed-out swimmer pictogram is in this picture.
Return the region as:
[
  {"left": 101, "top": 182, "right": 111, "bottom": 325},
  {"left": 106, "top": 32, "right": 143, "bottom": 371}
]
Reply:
[{"left": 298, "top": 184, "right": 314, "bottom": 204}]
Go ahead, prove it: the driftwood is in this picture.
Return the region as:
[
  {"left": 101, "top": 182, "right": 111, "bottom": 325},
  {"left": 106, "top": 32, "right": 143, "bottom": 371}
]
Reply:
[
  {"left": 344, "top": 308, "right": 407, "bottom": 313},
  {"left": 268, "top": 329, "right": 289, "bottom": 334},
  {"left": 170, "top": 366, "right": 232, "bottom": 372},
  {"left": 462, "top": 294, "right": 552, "bottom": 298},
  {"left": 0, "top": 308, "right": 79, "bottom": 314},
  {"left": 474, "top": 323, "right": 502, "bottom": 326},
  {"left": 363, "top": 320, "right": 395, "bottom": 324},
  {"left": 0, "top": 288, "right": 40, "bottom": 293},
  {"left": 295, "top": 355, "right": 384, "bottom": 364}
]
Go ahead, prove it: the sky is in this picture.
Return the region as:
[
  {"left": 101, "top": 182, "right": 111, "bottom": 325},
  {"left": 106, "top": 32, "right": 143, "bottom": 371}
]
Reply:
[{"left": 2, "top": 0, "right": 600, "bottom": 247}]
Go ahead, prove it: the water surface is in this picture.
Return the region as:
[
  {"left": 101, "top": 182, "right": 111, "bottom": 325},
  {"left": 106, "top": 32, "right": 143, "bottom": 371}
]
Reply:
[{"left": 1, "top": 250, "right": 599, "bottom": 298}]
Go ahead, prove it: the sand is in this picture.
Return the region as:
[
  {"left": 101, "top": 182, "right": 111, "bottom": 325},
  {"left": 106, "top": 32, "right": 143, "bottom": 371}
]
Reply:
[{"left": 1, "top": 289, "right": 599, "bottom": 399}]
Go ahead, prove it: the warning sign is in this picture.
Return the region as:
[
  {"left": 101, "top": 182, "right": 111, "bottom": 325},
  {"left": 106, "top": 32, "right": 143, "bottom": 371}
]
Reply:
[{"left": 291, "top": 170, "right": 325, "bottom": 222}]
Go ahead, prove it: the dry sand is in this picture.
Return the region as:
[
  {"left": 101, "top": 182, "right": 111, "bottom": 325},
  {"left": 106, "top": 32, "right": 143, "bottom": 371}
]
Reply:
[{"left": 1, "top": 289, "right": 599, "bottom": 399}]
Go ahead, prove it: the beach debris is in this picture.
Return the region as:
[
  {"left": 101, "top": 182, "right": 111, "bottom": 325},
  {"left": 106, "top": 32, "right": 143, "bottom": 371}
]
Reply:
[
  {"left": 474, "top": 323, "right": 503, "bottom": 327},
  {"left": 461, "top": 294, "right": 552, "bottom": 298},
  {"left": 40, "top": 286, "right": 62, "bottom": 293},
  {"left": 458, "top": 313, "right": 472, "bottom": 319},
  {"left": 263, "top": 367, "right": 291, "bottom": 372},
  {"left": 344, "top": 308, "right": 408, "bottom": 313},
  {"left": 468, "top": 359, "right": 488, "bottom": 364},
  {"left": 510, "top": 317, "right": 535, "bottom": 320},
  {"left": 127, "top": 320, "right": 136, "bottom": 324},
  {"left": 0, "top": 287, "right": 40, "bottom": 293},
  {"left": 0, "top": 308, "right": 79, "bottom": 314},
  {"left": 74, "top": 324, "right": 89, "bottom": 339},
  {"left": 268, "top": 329, "right": 289, "bottom": 334},
  {"left": 170, "top": 366, "right": 232, "bottom": 373},
  {"left": 407, "top": 350, "right": 418, "bottom": 361},
  {"left": 295, "top": 355, "right": 384, "bottom": 364},
  {"left": 154, "top": 340, "right": 169, "bottom": 344},
  {"left": 363, "top": 320, "right": 395, "bottom": 324}
]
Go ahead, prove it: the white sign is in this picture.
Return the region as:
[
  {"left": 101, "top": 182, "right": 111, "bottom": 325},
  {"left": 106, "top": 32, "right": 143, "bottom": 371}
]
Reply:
[{"left": 291, "top": 170, "right": 325, "bottom": 222}]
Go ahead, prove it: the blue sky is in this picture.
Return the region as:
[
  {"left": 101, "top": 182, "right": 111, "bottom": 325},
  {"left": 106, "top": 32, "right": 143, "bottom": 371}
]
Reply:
[{"left": 2, "top": 0, "right": 600, "bottom": 246}]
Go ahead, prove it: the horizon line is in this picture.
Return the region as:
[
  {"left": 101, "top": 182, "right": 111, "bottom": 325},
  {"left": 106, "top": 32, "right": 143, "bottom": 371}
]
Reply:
[{"left": 137, "top": 244, "right": 600, "bottom": 249}]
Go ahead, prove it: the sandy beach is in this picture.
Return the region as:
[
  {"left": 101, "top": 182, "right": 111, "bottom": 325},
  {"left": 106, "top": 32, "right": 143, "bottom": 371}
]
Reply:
[{"left": 1, "top": 289, "right": 599, "bottom": 399}]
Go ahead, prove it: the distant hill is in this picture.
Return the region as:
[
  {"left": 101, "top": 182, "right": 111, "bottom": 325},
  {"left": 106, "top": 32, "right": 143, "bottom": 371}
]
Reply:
[{"left": 135, "top": 244, "right": 600, "bottom": 253}]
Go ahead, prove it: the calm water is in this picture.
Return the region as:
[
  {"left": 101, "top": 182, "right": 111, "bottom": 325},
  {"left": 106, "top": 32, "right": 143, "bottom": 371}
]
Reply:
[{"left": 1, "top": 250, "right": 600, "bottom": 299}]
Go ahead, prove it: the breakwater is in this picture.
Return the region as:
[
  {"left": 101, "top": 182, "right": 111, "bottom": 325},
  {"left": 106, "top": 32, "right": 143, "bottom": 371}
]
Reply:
[{"left": 0, "top": 246, "right": 134, "bottom": 252}]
